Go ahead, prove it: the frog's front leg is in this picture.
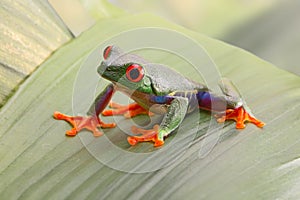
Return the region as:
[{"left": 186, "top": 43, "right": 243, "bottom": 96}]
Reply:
[
  {"left": 127, "top": 97, "right": 189, "bottom": 147},
  {"left": 54, "top": 84, "right": 116, "bottom": 136},
  {"left": 102, "top": 102, "right": 154, "bottom": 118}
]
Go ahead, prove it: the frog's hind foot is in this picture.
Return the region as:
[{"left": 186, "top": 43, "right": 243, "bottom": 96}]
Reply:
[
  {"left": 216, "top": 107, "right": 265, "bottom": 129},
  {"left": 53, "top": 111, "right": 116, "bottom": 137},
  {"left": 127, "top": 125, "right": 164, "bottom": 147},
  {"left": 102, "top": 102, "right": 154, "bottom": 118}
]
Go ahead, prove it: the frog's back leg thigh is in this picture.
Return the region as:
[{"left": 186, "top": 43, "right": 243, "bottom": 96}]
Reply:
[{"left": 216, "top": 78, "right": 265, "bottom": 128}]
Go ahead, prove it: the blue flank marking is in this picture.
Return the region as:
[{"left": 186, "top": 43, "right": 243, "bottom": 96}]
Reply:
[
  {"left": 150, "top": 95, "right": 173, "bottom": 104},
  {"left": 197, "top": 91, "right": 211, "bottom": 108},
  {"left": 149, "top": 91, "right": 227, "bottom": 111},
  {"left": 197, "top": 91, "right": 227, "bottom": 111}
]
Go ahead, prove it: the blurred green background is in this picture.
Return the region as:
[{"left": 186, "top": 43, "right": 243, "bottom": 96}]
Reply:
[
  {"left": 2, "top": 0, "right": 298, "bottom": 107},
  {"left": 50, "top": 0, "right": 300, "bottom": 76}
]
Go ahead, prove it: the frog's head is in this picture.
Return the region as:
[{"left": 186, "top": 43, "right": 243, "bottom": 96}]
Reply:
[{"left": 97, "top": 45, "right": 152, "bottom": 92}]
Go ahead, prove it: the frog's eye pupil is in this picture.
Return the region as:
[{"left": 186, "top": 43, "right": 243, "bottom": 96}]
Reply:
[
  {"left": 126, "top": 64, "right": 144, "bottom": 82},
  {"left": 129, "top": 68, "right": 139, "bottom": 80},
  {"left": 103, "top": 46, "right": 112, "bottom": 59}
]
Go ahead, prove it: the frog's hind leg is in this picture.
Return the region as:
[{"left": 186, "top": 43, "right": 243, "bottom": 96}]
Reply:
[
  {"left": 127, "top": 97, "right": 189, "bottom": 147},
  {"left": 216, "top": 107, "right": 265, "bottom": 129},
  {"left": 216, "top": 78, "right": 265, "bottom": 128},
  {"left": 102, "top": 102, "right": 154, "bottom": 118}
]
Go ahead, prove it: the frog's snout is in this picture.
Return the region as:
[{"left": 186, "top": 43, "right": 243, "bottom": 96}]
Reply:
[{"left": 97, "top": 61, "right": 107, "bottom": 75}]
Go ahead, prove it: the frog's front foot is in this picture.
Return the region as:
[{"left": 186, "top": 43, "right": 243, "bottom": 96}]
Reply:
[
  {"left": 102, "top": 102, "right": 154, "bottom": 118},
  {"left": 216, "top": 106, "right": 265, "bottom": 129},
  {"left": 127, "top": 125, "right": 164, "bottom": 147},
  {"left": 53, "top": 111, "right": 116, "bottom": 136}
]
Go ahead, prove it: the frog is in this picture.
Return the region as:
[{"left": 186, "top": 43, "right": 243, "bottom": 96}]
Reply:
[{"left": 54, "top": 45, "right": 265, "bottom": 147}]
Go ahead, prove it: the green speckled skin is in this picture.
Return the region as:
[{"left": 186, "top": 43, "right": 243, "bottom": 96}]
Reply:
[{"left": 98, "top": 46, "right": 208, "bottom": 96}]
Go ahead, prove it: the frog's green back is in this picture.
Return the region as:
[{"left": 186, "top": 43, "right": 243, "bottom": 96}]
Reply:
[
  {"left": 99, "top": 45, "right": 208, "bottom": 96},
  {"left": 143, "top": 63, "right": 207, "bottom": 95}
]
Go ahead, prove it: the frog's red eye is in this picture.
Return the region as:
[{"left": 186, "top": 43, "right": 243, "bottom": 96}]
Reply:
[
  {"left": 126, "top": 64, "right": 144, "bottom": 82},
  {"left": 103, "top": 46, "right": 112, "bottom": 59}
]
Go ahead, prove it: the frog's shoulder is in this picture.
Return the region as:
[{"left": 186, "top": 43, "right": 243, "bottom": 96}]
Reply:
[{"left": 143, "top": 63, "right": 207, "bottom": 95}]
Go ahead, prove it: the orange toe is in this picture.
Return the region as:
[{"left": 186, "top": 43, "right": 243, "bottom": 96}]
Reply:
[
  {"left": 217, "top": 106, "right": 265, "bottom": 129},
  {"left": 127, "top": 125, "right": 163, "bottom": 146},
  {"left": 102, "top": 102, "right": 153, "bottom": 118},
  {"left": 54, "top": 111, "right": 115, "bottom": 137}
]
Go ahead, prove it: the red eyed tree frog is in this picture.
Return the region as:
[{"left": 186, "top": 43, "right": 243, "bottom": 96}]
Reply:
[{"left": 54, "top": 46, "right": 265, "bottom": 147}]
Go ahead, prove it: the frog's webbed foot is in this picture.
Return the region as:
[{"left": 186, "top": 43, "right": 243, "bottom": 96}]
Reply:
[
  {"left": 216, "top": 106, "right": 265, "bottom": 129},
  {"left": 53, "top": 111, "right": 116, "bottom": 137},
  {"left": 102, "top": 102, "right": 154, "bottom": 118},
  {"left": 127, "top": 97, "right": 189, "bottom": 147},
  {"left": 217, "top": 78, "right": 265, "bottom": 129},
  {"left": 127, "top": 125, "right": 164, "bottom": 147}
]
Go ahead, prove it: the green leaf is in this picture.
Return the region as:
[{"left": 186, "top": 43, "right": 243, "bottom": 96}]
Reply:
[
  {"left": 0, "top": 14, "right": 300, "bottom": 199},
  {"left": 0, "top": 0, "right": 72, "bottom": 107}
]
